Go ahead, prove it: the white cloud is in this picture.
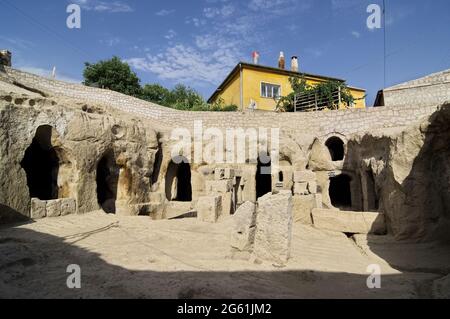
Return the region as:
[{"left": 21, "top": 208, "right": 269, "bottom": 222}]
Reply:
[
  {"left": 331, "top": 0, "right": 360, "bottom": 11},
  {"left": 351, "top": 31, "right": 361, "bottom": 38},
  {"left": 127, "top": 1, "right": 312, "bottom": 88},
  {"left": 185, "top": 17, "right": 207, "bottom": 27},
  {"left": 126, "top": 43, "right": 239, "bottom": 85},
  {"left": 18, "top": 66, "right": 81, "bottom": 83},
  {"left": 249, "top": 0, "right": 285, "bottom": 10},
  {"left": 385, "top": 5, "right": 415, "bottom": 26},
  {"left": 100, "top": 37, "right": 121, "bottom": 46},
  {"left": 305, "top": 48, "right": 323, "bottom": 58},
  {"left": 0, "top": 36, "right": 34, "bottom": 50},
  {"left": 286, "top": 24, "right": 299, "bottom": 33},
  {"left": 156, "top": 9, "right": 175, "bottom": 16},
  {"left": 203, "top": 4, "right": 234, "bottom": 18},
  {"left": 248, "top": 0, "right": 311, "bottom": 14},
  {"left": 164, "top": 30, "right": 177, "bottom": 40},
  {"left": 73, "top": 0, "right": 133, "bottom": 13}
]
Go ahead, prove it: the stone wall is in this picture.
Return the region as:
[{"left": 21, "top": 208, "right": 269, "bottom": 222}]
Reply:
[
  {"left": 1, "top": 67, "right": 438, "bottom": 137},
  {"left": 383, "top": 69, "right": 450, "bottom": 107},
  {"left": 0, "top": 50, "right": 11, "bottom": 67}
]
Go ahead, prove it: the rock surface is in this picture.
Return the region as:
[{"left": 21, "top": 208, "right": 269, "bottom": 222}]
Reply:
[
  {"left": 292, "top": 195, "right": 315, "bottom": 224},
  {"left": 254, "top": 192, "right": 293, "bottom": 264},
  {"left": 196, "top": 196, "right": 222, "bottom": 223},
  {"left": 312, "top": 209, "right": 387, "bottom": 235},
  {"left": 230, "top": 201, "right": 257, "bottom": 251}
]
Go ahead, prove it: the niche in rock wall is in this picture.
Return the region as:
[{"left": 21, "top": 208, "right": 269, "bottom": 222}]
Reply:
[
  {"left": 151, "top": 144, "right": 163, "bottom": 185},
  {"left": 21, "top": 125, "right": 73, "bottom": 200},
  {"left": 165, "top": 156, "right": 192, "bottom": 202},
  {"left": 364, "top": 171, "right": 379, "bottom": 211}
]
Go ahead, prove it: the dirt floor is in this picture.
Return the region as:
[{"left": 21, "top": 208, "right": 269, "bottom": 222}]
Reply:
[{"left": 0, "top": 212, "right": 449, "bottom": 299}]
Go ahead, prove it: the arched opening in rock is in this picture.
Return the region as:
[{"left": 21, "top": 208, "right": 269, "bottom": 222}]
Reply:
[
  {"left": 278, "top": 171, "right": 284, "bottom": 183},
  {"left": 256, "top": 154, "right": 272, "bottom": 199},
  {"left": 326, "top": 137, "right": 345, "bottom": 161},
  {"left": 21, "top": 125, "right": 60, "bottom": 200},
  {"left": 96, "top": 150, "right": 119, "bottom": 214},
  {"left": 165, "top": 156, "right": 192, "bottom": 202},
  {"left": 329, "top": 174, "right": 352, "bottom": 209}
]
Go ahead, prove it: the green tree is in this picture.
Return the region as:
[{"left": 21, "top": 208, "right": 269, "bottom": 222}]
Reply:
[
  {"left": 140, "top": 84, "right": 171, "bottom": 106},
  {"left": 166, "top": 84, "right": 204, "bottom": 110},
  {"left": 83, "top": 56, "right": 142, "bottom": 97}
]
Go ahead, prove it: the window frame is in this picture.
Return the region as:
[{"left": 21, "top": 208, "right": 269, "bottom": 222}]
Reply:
[{"left": 260, "top": 81, "right": 282, "bottom": 99}]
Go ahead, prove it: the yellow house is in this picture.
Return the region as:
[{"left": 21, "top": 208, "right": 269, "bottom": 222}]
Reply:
[{"left": 208, "top": 62, "right": 366, "bottom": 111}]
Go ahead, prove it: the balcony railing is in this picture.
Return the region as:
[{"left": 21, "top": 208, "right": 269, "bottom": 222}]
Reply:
[{"left": 293, "top": 87, "right": 348, "bottom": 112}]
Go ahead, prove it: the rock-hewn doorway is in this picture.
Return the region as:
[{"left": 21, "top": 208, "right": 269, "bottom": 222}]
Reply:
[
  {"left": 329, "top": 174, "right": 352, "bottom": 210},
  {"left": 165, "top": 156, "right": 192, "bottom": 202},
  {"left": 21, "top": 125, "right": 59, "bottom": 200},
  {"left": 256, "top": 154, "right": 272, "bottom": 199},
  {"left": 96, "top": 150, "right": 119, "bottom": 214}
]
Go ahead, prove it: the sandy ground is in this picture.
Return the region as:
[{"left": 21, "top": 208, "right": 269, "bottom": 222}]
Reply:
[{"left": 0, "top": 212, "right": 449, "bottom": 299}]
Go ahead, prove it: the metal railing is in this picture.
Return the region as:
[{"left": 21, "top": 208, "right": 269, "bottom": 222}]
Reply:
[{"left": 293, "top": 87, "right": 345, "bottom": 112}]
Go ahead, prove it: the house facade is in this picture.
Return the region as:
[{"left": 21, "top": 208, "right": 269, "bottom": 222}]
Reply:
[{"left": 208, "top": 62, "right": 366, "bottom": 111}]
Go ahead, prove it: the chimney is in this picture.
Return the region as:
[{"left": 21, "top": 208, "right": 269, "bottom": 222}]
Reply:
[
  {"left": 252, "top": 51, "right": 260, "bottom": 64},
  {"left": 291, "top": 56, "right": 299, "bottom": 72},
  {"left": 0, "top": 50, "right": 12, "bottom": 67},
  {"left": 278, "top": 51, "right": 285, "bottom": 69}
]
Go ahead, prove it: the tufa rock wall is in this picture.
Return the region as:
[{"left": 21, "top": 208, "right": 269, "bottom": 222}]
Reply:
[
  {"left": 0, "top": 92, "right": 158, "bottom": 222},
  {"left": 0, "top": 66, "right": 449, "bottom": 243}
]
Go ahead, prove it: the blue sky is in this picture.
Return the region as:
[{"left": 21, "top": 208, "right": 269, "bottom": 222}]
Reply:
[{"left": 1, "top": 0, "right": 449, "bottom": 105}]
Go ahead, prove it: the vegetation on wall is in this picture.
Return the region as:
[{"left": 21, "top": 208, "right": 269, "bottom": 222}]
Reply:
[
  {"left": 141, "top": 84, "right": 237, "bottom": 112},
  {"left": 83, "top": 57, "right": 237, "bottom": 112},
  {"left": 276, "top": 76, "right": 357, "bottom": 112}
]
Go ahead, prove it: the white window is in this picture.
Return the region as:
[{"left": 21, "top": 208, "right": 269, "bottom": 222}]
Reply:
[{"left": 261, "top": 82, "right": 281, "bottom": 99}]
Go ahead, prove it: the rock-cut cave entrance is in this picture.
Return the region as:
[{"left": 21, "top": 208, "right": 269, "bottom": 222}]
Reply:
[
  {"left": 21, "top": 125, "right": 60, "bottom": 200},
  {"left": 325, "top": 136, "right": 345, "bottom": 161},
  {"left": 256, "top": 154, "right": 272, "bottom": 199},
  {"left": 165, "top": 156, "right": 192, "bottom": 202},
  {"left": 329, "top": 174, "right": 352, "bottom": 210},
  {"left": 96, "top": 150, "right": 119, "bottom": 214}
]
